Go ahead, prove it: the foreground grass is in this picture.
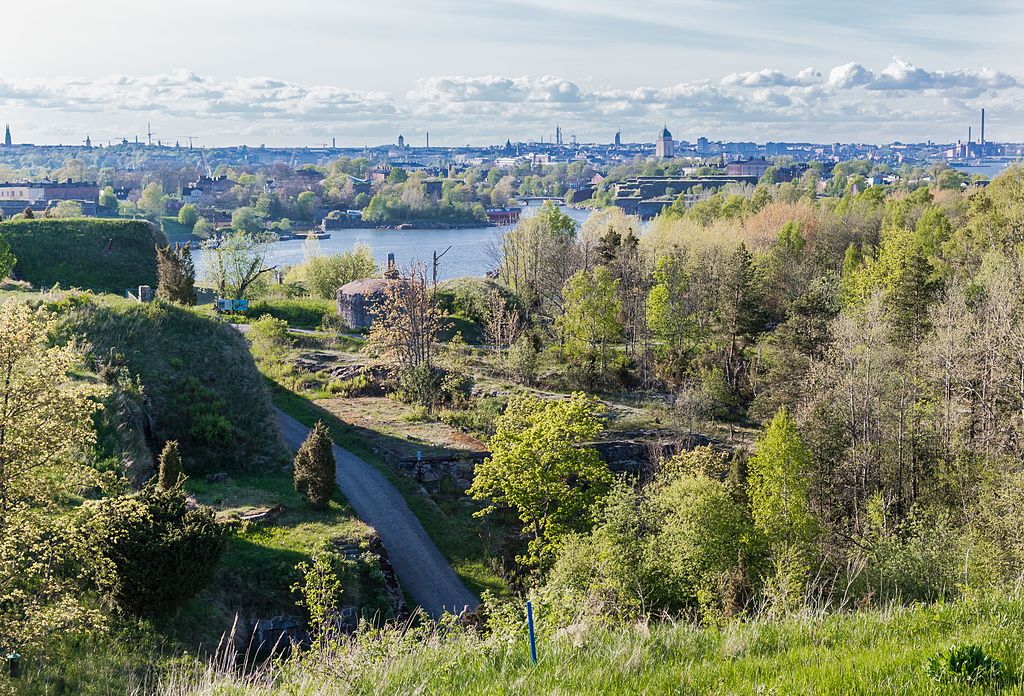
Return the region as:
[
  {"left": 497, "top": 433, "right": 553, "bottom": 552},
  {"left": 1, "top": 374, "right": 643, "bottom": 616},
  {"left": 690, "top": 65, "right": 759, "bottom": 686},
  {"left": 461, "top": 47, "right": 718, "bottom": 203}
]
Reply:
[
  {"left": 269, "top": 383, "right": 508, "bottom": 599},
  {"left": 173, "top": 593, "right": 1024, "bottom": 695},
  {"left": 25, "top": 592, "right": 1021, "bottom": 694}
]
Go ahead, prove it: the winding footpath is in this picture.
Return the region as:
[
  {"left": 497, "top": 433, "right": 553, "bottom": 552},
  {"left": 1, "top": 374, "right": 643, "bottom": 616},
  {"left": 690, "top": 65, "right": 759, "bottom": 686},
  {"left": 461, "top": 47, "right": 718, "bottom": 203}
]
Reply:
[{"left": 274, "top": 407, "right": 479, "bottom": 619}]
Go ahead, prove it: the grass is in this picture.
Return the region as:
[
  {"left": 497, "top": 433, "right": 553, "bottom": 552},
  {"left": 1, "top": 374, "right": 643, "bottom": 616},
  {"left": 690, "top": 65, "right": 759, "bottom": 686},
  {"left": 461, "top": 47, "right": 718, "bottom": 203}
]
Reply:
[
  {"left": 0, "top": 217, "right": 166, "bottom": 292},
  {"left": 185, "top": 593, "right": 1024, "bottom": 694},
  {"left": 19, "top": 591, "right": 1024, "bottom": 694},
  {"left": 165, "top": 470, "right": 374, "bottom": 649},
  {"left": 269, "top": 383, "right": 509, "bottom": 599},
  {"left": 249, "top": 297, "right": 337, "bottom": 330},
  {"left": 57, "top": 298, "right": 287, "bottom": 473},
  {"left": 158, "top": 215, "right": 197, "bottom": 244}
]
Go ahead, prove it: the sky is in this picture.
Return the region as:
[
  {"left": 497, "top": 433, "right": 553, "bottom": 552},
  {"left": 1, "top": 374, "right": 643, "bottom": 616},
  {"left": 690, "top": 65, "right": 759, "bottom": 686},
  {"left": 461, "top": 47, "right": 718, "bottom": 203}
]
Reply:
[{"left": 1, "top": 0, "right": 1022, "bottom": 147}]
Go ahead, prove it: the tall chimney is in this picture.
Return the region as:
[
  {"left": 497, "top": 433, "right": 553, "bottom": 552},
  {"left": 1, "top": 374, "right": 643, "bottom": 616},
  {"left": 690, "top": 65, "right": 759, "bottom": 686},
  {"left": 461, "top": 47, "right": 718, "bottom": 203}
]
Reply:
[{"left": 981, "top": 108, "right": 986, "bottom": 154}]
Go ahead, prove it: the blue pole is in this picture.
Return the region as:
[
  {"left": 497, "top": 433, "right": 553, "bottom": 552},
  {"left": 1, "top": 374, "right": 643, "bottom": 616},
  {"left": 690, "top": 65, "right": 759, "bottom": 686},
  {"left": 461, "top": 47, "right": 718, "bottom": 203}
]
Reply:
[{"left": 526, "top": 600, "right": 537, "bottom": 665}]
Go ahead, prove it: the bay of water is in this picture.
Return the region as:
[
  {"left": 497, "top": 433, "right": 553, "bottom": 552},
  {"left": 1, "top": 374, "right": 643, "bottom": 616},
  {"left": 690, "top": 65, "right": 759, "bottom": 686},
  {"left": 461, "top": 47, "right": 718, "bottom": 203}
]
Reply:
[{"left": 194, "top": 204, "right": 593, "bottom": 282}]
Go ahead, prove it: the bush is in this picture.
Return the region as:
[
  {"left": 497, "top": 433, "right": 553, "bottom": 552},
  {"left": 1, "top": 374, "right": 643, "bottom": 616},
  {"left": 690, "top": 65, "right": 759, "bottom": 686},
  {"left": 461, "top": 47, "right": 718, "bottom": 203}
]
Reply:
[
  {"left": 395, "top": 364, "right": 472, "bottom": 410},
  {"left": 302, "top": 245, "right": 376, "bottom": 299},
  {"left": 89, "top": 485, "right": 226, "bottom": 616},
  {"left": 926, "top": 644, "right": 1005, "bottom": 686},
  {"left": 247, "top": 315, "right": 291, "bottom": 364},
  {"left": 294, "top": 421, "right": 336, "bottom": 508},
  {"left": 507, "top": 335, "right": 539, "bottom": 385},
  {"left": 435, "top": 278, "right": 521, "bottom": 324}
]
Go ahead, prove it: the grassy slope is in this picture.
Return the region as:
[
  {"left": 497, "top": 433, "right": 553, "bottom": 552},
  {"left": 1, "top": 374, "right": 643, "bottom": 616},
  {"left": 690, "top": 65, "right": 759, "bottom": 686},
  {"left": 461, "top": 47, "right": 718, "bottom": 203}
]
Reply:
[
  {"left": 0, "top": 217, "right": 165, "bottom": 292},
  {"left": 57, "top": 298, "right": 287, "bottom": 472},
  {"left": 222, "top": 594, "right": 1024, "bottom": 695}
]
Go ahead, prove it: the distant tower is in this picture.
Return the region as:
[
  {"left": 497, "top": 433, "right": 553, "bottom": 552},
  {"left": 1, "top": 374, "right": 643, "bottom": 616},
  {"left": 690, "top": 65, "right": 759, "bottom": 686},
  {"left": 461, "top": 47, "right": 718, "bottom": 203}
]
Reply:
[
  {"left": 332, "top": 136, "right": 336, "bottom": 148},
  {"left": 655, "top": 125, "right": 674, "bottom": 158},
  {"left": 85, "top": 134, "right": 92, "bottom": 148},
  {"left": 398, "top": 134, "right": 405, "bottom": 148},
  {"left": 556, "top": 125, "right": 563, "bottom": 146},
  {"left": 981, "top": 108, "right": 986, "bottom": 156},
  {"left": 614, "top": 130, "right": 621, "bottom": 147},
  {"left": 3, "top": 124, "right": 10, "bottom": 147},
  {"left": 426, "top": 131, "right": 430, "bottom": 148}
]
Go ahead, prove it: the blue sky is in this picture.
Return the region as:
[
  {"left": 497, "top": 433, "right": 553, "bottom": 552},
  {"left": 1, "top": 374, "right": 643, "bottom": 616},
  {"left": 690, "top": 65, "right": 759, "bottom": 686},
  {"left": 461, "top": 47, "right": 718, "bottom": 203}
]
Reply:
[{"left": 1, "top": 0, "right": 1021, "bottom": 146}]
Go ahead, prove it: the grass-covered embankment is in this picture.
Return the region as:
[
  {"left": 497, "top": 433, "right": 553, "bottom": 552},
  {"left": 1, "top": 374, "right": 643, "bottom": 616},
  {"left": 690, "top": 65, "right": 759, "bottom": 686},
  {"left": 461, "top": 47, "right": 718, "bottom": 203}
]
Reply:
[
  {"left": 55, "top": 296, "right": 287, "bottom": 472},
  {"left": 0, "top": 218, "right": 165, "bottom": 292}
]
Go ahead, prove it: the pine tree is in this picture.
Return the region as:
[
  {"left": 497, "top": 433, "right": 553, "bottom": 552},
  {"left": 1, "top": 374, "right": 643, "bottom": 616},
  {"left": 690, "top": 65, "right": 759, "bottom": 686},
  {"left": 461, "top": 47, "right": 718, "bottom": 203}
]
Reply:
[
  {"left": 157, "top": 440, "right": 184, "bottom": 490},
  {"left": 294, "top": 421, "right": 336, "bottom": 508},
  {"left": 155, "top": 242, "right": 197, "bottom": 305}
]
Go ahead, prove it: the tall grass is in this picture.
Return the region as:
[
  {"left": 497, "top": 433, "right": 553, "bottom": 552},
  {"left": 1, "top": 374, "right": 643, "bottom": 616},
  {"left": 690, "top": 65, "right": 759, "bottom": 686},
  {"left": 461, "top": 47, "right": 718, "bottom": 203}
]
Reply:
[{"left": 21, "top": 592, "right": 1018, "bottom": 695}]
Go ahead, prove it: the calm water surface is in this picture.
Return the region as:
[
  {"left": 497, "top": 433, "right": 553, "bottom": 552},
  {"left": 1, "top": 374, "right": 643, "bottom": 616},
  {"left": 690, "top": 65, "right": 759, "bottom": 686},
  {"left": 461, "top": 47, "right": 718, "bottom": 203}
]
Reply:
[{"left": 194, "top": 204, "right": 593, "bottom": 282}]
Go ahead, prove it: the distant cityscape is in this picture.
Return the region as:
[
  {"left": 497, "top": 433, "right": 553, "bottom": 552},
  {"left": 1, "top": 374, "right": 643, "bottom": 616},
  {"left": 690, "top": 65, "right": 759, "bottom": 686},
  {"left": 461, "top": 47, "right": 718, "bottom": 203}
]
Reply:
[{"left": 0, "top": 107, "right": 1020, "bottom": 223}]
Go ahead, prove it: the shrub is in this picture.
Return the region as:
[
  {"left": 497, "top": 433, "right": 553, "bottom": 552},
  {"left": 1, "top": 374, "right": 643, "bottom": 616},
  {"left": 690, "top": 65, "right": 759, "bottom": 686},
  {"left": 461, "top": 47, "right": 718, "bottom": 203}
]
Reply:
[
  {"left": 303, "top": 245, "right": 376, "bottom": 299},
  {"left": 294, "top": 421, "right": 336, "bottom": 508},
  {"left": 247, "top": 315, "right": 291, "bottom": 364},
  {"left": 157, "top": 440, "right": 183, "bottom": 490},
  {"left": 155, "top": 243, "right": 196, "bottom": 305},
  {"left": 395, "top": 364, "right": 472, "bottom": 410},
  {"left": 507, "top": 335, "right": 539, "bottom": 385},
  {"left": 435, "top": 277, "right": 521, "bottom": 324},
  {"left": 89, "top": 485, "right": 226, "bottom": 616},
  {"left": 926, "top": 644, "right": 1005, "bottom": 686}
]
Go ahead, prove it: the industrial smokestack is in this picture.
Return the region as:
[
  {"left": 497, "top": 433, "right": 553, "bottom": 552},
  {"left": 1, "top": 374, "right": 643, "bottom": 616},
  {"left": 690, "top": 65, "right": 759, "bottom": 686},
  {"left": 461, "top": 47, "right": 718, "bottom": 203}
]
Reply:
[{"left": 981, "top": 108, "right": 986, "bottom": 154}]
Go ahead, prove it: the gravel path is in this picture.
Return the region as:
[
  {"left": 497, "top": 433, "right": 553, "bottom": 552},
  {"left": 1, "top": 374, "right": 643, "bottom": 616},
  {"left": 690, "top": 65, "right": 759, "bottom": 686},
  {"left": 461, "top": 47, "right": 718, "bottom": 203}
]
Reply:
[{"left": 274, "top": 407, "right": 479, "bottom": 618}]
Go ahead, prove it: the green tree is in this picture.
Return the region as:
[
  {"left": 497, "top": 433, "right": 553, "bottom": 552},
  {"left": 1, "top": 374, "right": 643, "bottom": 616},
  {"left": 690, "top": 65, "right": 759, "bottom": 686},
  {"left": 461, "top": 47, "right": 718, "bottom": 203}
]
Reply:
[
  {"left": 294, "top": 421, "right": 336, "bottom": 508},
  {"left": 177, "top": 203, "right": 199, "bottom": 228},
  {"left": 88, "top": 484, "right": 226, "bottom": 616},
  {"left": 0, "top": 300, "right": 109, "bottom": 646},
  {"left": 469, "top": 392, "right": 611, "bottom": 566},
  {"left": 231, "top": 206, "right": 262, "bottom": 234},
  {"left": 0, "top": 234, "right": 14, "bottom": 279},
  {"left": 204, "top": 231, "right": 275, "bottom": 299},
  {"left": 157, "top": 440, "right": 183, "bottom": 490},
  {"left": 193, "top": 216, "right": 212, "bottom": 239},
  {"left": 303, "top": 244, "right": 376, "bottom": 299},
  {"left": 51, "top": 200, "right": 83, "bottom": 218},
  {"left": 557, "top": 266, "right": 622, "bottom": 379},
  {"left": 747, "top": 407, "right": 816, "bottom": 611},
  {"left": 296, "top": 190, "right": 318, "bottom": 221},
  {"left": 155, "top": 242, "right": 196, "bottom": 305},
  {"left": 99, "top": 186, "right": 119, "bottom": 212},
  {"left": 138, "top": 182, "right": 168, "bottom": 218}
]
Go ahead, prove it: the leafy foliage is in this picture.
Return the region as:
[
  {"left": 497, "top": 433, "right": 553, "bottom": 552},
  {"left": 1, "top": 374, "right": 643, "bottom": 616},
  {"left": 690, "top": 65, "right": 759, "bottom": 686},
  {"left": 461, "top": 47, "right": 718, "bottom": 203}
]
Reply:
[
  {"left": 88, "top": 484, "right": 226, "bottom": 616},
  {"left": 469, "top": 392, "right": 611, "bottom": 567}
]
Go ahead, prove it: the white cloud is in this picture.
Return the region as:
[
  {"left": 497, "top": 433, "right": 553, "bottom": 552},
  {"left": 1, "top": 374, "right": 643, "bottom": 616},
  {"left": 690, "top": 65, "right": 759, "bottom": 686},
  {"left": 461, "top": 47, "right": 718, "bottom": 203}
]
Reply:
[
  {"left": 868, "top": 58, "right": 1017, "bottom": 95},
  {"left": 0, "top": 60, "right": 1022, "bottom": 144},
  {"left": 827, "top": 62, "right": 875, "bottom": 89},
  {"left": 722, "top": 67, "right": 820, "bottom": 88}
]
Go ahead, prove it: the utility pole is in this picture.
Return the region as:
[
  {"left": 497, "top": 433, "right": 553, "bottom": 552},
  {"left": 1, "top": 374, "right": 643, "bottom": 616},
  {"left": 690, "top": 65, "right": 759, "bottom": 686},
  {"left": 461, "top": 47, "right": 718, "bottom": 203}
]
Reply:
[{"left": 431, "top": 245, "right": 452, "bottom": 288}]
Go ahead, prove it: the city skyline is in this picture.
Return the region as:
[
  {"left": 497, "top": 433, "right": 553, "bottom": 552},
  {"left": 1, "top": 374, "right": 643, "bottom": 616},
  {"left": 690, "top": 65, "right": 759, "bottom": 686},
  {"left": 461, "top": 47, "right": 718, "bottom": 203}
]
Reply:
[{"left": 2, "top": 0, "right": 1023, "bottom": 146}]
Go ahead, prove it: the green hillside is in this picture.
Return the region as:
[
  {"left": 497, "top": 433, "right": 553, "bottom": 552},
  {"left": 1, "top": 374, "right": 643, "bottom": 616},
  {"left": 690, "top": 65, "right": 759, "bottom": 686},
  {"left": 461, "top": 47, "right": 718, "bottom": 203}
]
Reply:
[
  {"left": 56, "top": 297, "right": 287, "bottom": 473},
  {"left": 0, "top": 218, "right": 165, "bottom": 292}
]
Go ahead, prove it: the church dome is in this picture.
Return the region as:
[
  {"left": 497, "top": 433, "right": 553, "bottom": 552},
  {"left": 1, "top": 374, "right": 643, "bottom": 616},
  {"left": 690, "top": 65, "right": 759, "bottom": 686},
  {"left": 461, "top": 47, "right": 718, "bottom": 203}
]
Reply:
[{"left": 660, "top": 125, "right": 672, "bottom": 139}]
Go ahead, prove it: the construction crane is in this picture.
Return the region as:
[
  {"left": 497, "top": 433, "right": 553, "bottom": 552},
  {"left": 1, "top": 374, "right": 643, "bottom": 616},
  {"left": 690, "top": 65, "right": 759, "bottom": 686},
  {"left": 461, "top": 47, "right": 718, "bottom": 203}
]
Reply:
[{"left": 176, "top": 135, "right": 199, "bottom": 150}]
